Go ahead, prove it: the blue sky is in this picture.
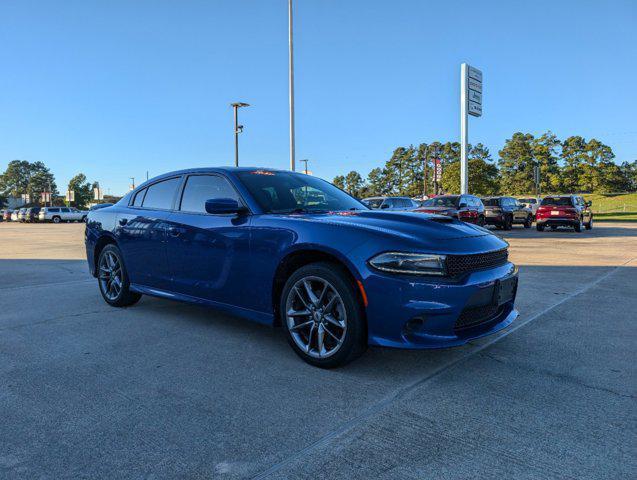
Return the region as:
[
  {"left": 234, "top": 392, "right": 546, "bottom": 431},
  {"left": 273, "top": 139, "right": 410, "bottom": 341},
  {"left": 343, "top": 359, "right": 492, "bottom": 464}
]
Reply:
[{"left": 1, "top": 0, "right": 636, "bottom": 195}]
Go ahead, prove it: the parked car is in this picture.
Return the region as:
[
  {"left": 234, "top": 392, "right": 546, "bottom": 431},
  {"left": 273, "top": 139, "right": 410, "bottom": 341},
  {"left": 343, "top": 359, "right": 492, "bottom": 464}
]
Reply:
[
  {"left": 39, "top": 206, "right": 88, "bottom": 223},
  {"left": 25, "top": 207, "right": 41, "bottom": 222},
  {"left": 86, "top": 168, "right": 518, "bottom": 368},
  {"left": 0, "top": 209, "right": 10, "bottom": 222},
  {"left": 89, "top": 203, "right": 114, "bottom": 211},
  {"left": 481, "top": 197, "right": 533, "bottom": 230},
  {"left": 10, "top": 210, "right": 19, "bottom": 221},
  {"left": 536, "top": 195, "right": 593, "bottom": 232},
  {"left": 517, "top": 197, "right": 541, "bottom": 219},
  {"left": 416, "top": 194, "right": 486, "bottom": 226},
  {"left": 17, "top": 208, "right": 28, "bottom": 222},
  {"left": 361, "top": 196, "right": 420, "bottom": 211}
]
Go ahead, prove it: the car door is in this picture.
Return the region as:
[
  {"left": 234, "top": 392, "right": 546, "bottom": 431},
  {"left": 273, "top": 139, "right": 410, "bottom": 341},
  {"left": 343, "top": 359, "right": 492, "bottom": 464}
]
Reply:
[
  {"left": 117, "top": 176, "right": 181, "bottom": 290},
  {"left": 511, "top": 199, "right": 526, "bottom": 222},
  {"left": 166, "top": 174, "right": 252, "bottom": 307}
]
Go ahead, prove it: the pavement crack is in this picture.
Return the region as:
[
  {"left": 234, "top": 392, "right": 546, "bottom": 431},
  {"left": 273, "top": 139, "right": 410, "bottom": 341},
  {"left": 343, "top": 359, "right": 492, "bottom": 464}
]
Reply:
[{"left": 479, "top": 352, "right": 635, "bottom": 399}]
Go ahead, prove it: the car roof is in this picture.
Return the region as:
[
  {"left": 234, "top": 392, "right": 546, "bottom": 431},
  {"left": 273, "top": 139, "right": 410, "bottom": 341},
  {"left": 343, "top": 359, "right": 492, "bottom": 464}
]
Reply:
[{"left": 133, "top": 166, "right": 288, "bottom": 189}]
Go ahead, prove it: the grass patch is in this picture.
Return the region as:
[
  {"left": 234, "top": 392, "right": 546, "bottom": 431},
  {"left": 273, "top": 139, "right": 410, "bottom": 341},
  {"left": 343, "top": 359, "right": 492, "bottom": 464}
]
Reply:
[
  {"left": 583, "top": 192, "right": 637, "bottom": 214},
  {"left": 594, "top": 212, "right": 637, "bottom": 222}
]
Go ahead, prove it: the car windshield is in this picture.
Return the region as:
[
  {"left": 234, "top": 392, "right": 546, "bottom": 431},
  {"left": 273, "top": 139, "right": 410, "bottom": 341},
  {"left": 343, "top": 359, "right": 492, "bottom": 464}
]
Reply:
[
  {"left": 421, "top": 196, "right": 459, "bottom": 207},
  {"left": 236, "top": 171, "right": 368, "bottom": 214},
  {"left": 518, "top": 198, "right": 536, "bottom": 204},
  {"left": 541, "top": 197, "right": 573, "bottom": 206},
  {"left": 362, "top": 198, "right": 384, "bottom": 209},
  {"left": 481, "top": 198, "right": 500, "bottom": 207}
]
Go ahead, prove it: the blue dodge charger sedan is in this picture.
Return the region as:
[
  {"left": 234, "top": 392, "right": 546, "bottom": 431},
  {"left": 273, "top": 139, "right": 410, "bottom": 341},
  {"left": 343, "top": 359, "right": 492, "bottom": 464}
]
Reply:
[{"left": 85, "top": 167, "right": 518, "bottom": 367}]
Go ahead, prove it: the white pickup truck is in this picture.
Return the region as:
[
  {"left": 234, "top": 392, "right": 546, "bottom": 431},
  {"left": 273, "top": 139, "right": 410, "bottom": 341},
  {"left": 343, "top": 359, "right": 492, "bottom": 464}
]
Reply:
[{"left": 38, "top": 206, "right": 88, "bottom": 223}]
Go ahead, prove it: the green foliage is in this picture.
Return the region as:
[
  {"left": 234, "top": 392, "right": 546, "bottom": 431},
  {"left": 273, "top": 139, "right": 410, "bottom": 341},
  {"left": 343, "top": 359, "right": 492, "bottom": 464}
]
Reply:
[
  {"left": 0, "top": 160, "right": 57, "bottom": 204},
  {"left": 68, "top": 173, "right": 93, "bottom": 209},
  {"left": 441, "top": 158, "right": 500, "bottom": 195}
]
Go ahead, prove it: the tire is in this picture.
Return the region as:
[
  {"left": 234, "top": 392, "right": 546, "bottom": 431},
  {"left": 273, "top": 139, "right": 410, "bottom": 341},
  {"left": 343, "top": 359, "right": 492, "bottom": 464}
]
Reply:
[
  {"left": 82, "top": 216, "right": 87, "bottom": 223},
  {"left": 574, "top": 218, "right": 583, "bottom": 232},
  {"left": 585, "top": 217, "right": 593, "bottom": 230},
  {"left": 536, "top": 224, "right": 544, "bottom": 232},
  {"left": 97, "top": 244, "right": 142, "bottom": 307},
  {"left": 477, "top": 215, "right": 485, "bottom": 227},
  {"left": 52, "top": 216, "right": 61, "bottom": 224},
  {"left": 550, "top": 226, "right": 558, "bottom": 231},
  {"left": 503, "top": 215, "right": 513, "bottom": 230},
  {"left": 280, "top": 262, "right": 366, "bottom": 368},
  {"left": 523, "top": 215, "right": 532, "bottom": 228}
]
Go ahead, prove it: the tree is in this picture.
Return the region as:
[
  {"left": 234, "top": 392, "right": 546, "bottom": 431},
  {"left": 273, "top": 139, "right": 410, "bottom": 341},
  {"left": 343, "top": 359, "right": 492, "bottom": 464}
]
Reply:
[
  {"left": 560, "top": 136, "right": 587, "bottom": 192},
  {"left": 530, "top": 132, "right": 561, "bottom": 194},
  {"left": 343, "top": 171, "right": 365, "bottom": 198},
  {"left": 498, "top": 133, "right": 536, "bottom": 194},
  {"left": 441, "top": 158, "right": 499, "bottom": 195},
  {"left": 332, "top": 175, "right": 346, "bottom": 191},
  {"left": 0, "top": 160, "right": 57, "bottom": 204},
  {"left": 366, "top": 167, "right": 389, "bottom": 196},
  {"left": 68, "top": 173, "right": 93, "bottom": 209}
]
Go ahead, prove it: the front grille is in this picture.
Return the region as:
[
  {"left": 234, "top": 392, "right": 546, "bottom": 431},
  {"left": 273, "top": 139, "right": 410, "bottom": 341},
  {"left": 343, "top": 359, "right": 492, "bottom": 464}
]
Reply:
[
  {"left": 454, "top": 304, "right": 501, "bottom": 331},
  {"left": 445, "top": 248, "right": 508, "bottom": 277}
]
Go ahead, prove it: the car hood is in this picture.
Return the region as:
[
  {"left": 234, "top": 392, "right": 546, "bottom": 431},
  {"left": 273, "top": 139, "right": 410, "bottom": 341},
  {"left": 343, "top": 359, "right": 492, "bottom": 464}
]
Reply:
[{"left": 281, "top": 210, "right": 490, "bottom": 241}]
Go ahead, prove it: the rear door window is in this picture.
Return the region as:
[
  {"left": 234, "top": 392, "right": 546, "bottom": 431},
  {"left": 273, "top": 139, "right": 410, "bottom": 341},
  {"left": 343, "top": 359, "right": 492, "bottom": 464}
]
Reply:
[
  {"left": 179, "top": 175, "right": 239, "bottom": 213},
  {"left": 61, "top": 208, "right": 70, "bottom": 213},
  {"left": 142, "top": 178, "right": 180, "bottom": 210},
  {"left": 132, "top": 188, "right": 147, "bottom": 207}
]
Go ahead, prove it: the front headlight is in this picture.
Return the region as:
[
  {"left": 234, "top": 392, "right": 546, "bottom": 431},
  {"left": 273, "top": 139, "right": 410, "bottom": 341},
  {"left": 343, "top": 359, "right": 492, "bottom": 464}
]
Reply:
[{"left": 368, "top": 252, "right": 447, "bottom": 276}]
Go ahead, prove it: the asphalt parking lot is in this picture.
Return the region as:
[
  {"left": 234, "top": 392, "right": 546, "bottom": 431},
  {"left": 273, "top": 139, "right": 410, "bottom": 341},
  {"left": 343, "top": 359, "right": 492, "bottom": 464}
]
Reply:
[{"left": 1, "top": 222, "right": 635, "bottom": 479}]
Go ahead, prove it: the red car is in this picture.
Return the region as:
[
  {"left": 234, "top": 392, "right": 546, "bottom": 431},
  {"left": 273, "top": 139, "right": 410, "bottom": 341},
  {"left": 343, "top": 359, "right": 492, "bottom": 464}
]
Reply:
[
  {"left": 416, "top": 194, "right": 486, "bottom": 226},
  {"left": 536, "top": 195, "right": 593, "bottom": 232}
]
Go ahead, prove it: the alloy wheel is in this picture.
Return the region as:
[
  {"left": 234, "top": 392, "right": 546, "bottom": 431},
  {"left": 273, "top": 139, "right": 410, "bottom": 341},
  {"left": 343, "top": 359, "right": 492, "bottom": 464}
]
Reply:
[
  {"left": 285, "top": 276, "right": 347, "bottom": 359},
  {"left": 99, "top": 251, "right": 123, "bottom": 301}
]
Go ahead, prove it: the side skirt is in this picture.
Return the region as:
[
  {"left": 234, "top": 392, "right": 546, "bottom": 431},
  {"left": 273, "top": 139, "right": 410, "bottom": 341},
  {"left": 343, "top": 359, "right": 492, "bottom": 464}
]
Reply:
[{"left": 129, "top": 283, "right": 275, "bottom": 326}]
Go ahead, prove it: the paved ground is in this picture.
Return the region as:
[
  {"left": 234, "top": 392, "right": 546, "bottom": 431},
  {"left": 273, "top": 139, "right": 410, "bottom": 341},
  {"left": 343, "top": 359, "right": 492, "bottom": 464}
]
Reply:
[{"left": 0, "top": 222, "right": 635, "bottom": 479}]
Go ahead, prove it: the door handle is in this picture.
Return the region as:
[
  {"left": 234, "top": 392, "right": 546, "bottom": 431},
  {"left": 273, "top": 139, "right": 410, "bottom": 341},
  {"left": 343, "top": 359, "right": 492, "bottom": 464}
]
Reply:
[{"left": 119, "top": 218, "right": 128, "bottom": 226}]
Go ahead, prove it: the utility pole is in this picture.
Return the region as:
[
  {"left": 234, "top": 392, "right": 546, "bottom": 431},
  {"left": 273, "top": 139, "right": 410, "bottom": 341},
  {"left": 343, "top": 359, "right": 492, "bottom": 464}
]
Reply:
[
  {"left": 231, "top": 102, "right": 250, "bottom": 167},
  {"left": 422, "top": 145, "right": 428, "bottom": 198},
  {"left": 300, "top": 159, "right": 309, "bottom": 174},
  {"left": 130, "top": 177, "right": 135, "bottom": 190},
  {"left": 288, "top": 0, "right": 296, "bottom": 171}
]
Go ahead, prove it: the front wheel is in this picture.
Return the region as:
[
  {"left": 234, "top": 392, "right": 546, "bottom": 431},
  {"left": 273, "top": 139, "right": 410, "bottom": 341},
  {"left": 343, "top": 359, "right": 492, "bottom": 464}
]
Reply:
[
  {"left": 52, "top": 216, "right": 61, "bottom": 224},
  {"left": 585, "top": 217, "right": 593, "bottom": 230},
  {"left": 97, "top": 244, "right": 142, "bottom": 307},
  {"left": 503, "top": 215, "right": 513, "bottom": 230},
  {"left": 536, "top": 224, "right": 544, "bottom": 232},
  {"left": 574, "top": 218, "right": 583, "bottom": 232},
  {"left": 280, "top": 262, "right": 366, "bottom": 368}
]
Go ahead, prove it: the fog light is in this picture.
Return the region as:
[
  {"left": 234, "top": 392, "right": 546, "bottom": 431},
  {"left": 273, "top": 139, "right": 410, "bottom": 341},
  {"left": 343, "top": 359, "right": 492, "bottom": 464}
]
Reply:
[{"left": 404, "top": 317, "right": 425, "bottom": 334}]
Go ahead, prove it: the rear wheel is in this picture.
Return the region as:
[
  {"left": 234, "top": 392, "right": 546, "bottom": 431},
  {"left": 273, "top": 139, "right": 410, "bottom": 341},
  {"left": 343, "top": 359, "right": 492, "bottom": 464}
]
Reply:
[
  {"left": 536, "top": 224, "right": 544, "bottom": 232},
  {"left": 503, "top": 215, "right": 513, "bottom": 230},
  {"left": 574, "top": 218, "right": 583, "bottom": 232},
  {"left": 97, "top": 244, "right": 141, "bottom": 307},
  {"left": 52, "top": 216, "right": 61, "bottom": 224},
  {"left": 280, "top": 262, "right": 366, "bottom": 368},
  {"left": 523, "top": 215, "right": 532, "bottom": 228},
  {"left": 477, "top": 215, "right": 485, "bottom": 227}
]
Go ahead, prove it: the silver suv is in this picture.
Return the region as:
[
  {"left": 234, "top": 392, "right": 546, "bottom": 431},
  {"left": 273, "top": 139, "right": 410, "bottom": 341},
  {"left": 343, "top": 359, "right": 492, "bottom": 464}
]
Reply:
[{"left": 38, "top": 207, "right": 88, "bottom": 223}]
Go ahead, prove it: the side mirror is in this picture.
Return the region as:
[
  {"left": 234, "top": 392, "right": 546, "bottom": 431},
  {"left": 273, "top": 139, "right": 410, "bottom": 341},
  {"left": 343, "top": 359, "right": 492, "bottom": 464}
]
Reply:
[
  {"left": 205, "top": 198, "right": 245, "bottom": 215},
  {"left": 380, "top": 203, "right": 390, "bottom": 209}
]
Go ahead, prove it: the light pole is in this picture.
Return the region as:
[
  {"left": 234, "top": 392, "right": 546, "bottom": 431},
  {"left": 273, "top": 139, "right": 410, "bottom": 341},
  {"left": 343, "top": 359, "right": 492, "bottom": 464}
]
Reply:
[
  {"left": 422, "top": 145, "right": 428, "bottom": 198},
  {"left": 300, "top": 159, "right": 309, "bottom": 174},
  {"left": 288, "top": 0, "right": 296, "bottom": 171},
  {"left": 231, "top": 102, "right": 250, "bottom": 167},
  {"left": 130, "top": 177, "right": 135, "bottom": 190}
]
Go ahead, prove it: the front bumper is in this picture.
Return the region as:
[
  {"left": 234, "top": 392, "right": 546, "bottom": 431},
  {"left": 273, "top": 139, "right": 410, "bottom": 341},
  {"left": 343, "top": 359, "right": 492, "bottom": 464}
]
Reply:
[{"left": 363, "top": 262, "right": 518, "bottom": 349}]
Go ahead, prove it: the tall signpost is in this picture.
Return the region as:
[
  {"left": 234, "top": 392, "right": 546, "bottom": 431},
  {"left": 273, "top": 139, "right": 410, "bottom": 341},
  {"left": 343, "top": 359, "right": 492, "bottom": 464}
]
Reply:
[
  {"left": 288, "top": 0, "right": 296, "bottom": 172},
  {"left": 460, "top": 63, "right": 483, "bottom": 194}
]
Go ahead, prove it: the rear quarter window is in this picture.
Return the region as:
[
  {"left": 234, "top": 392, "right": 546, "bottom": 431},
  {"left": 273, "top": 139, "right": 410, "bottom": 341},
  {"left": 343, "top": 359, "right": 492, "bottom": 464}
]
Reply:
[{"left": 142, "top": 177, "right": 181, "bottom": 210}]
